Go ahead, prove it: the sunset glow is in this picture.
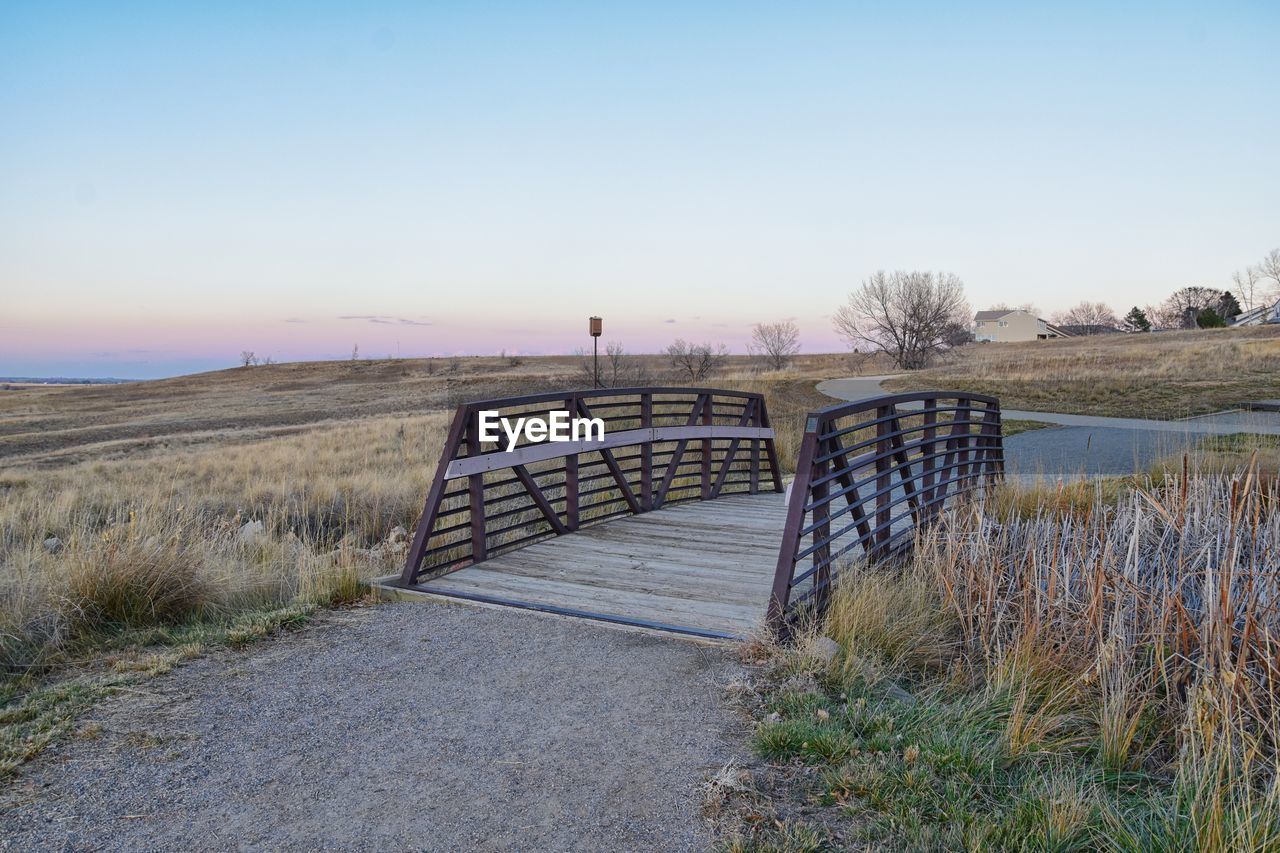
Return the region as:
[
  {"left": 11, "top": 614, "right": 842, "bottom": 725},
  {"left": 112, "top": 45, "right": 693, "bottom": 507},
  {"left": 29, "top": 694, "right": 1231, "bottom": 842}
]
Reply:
[{"left": 3, "top": 2, "right": 1278, "bottom": 378}]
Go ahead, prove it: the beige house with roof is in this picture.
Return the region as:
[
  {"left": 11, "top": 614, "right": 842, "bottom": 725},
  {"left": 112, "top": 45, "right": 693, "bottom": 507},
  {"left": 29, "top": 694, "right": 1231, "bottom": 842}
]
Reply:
[{"left": 972, "top": 309, "right": 1072, "bottom": 343}]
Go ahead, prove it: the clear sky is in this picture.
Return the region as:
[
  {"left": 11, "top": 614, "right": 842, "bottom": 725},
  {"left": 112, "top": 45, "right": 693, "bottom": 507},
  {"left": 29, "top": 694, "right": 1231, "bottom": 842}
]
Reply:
[{"left": 2, "top": 1, "right": 1278, "bottom": 378}]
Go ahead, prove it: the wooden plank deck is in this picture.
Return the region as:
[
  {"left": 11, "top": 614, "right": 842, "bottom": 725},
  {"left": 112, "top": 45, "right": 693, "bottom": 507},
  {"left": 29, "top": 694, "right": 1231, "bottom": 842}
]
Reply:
[{"left": 415, "top": 492, "right": 790, "bottom": 639}]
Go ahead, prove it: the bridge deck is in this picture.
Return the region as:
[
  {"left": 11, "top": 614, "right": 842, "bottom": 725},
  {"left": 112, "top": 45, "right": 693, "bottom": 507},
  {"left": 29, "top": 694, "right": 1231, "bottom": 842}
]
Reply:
[{"left": 413, "top": 492, "right": 789, "bottom": 639}]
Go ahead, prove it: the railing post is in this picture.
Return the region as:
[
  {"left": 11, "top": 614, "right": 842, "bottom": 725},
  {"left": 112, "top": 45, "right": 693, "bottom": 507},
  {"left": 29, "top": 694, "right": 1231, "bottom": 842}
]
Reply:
[
  {"left": 399, "top": 403, "right": 469, "bottom": 587},
  {"left": 978, "top": 401, "right": 1003, "bottom": 482},
  {"left": 767, "top": 413, "right": 820, "bottom": 636},
  {"left": 565, "top": 394, "right": 579, "bottom": 531},
  {"left": 991, "top": 402, "right": 1005, "bottom": 479},
  {"left": 811, "top": 441, "right": 832, "bottom": 614},
  {"left": 466, "top": 407, "right": 487, "bottom": 562},
  {"left": 873, "top": 407, "right": 892, "bottom": 559},
  {"left": 640, "top": 392, "right": 653, "bottom": 511},
  {"left": 921, "top": 398, "right": 938, "bottom": 517},
  {"left": 701, "top": 392, "right": 712, "bottom": 500},
  {"left": 749, "top": 397, "right": 760, "bottom": 495}
]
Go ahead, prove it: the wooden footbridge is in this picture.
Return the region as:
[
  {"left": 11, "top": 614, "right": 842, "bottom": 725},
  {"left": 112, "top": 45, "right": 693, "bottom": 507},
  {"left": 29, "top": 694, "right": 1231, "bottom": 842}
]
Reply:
[{"left": 390, "top": 387, "right": 1004, "bottom": 640}]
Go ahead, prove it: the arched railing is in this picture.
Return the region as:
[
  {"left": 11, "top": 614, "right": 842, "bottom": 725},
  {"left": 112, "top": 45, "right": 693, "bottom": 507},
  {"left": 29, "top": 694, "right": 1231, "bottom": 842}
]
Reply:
[
  {"left": 399, "top": 387, "right": 783, "bottom": 587},
  {"left": 766, "top": 391, "right": 1004, "bottom": 635}
]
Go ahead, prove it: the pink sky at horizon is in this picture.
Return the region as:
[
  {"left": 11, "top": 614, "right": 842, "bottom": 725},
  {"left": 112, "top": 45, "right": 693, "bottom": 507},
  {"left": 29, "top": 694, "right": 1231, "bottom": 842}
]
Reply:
[
  {"left": 2, "top": 310, "right": 851, "bottom": 377},
  {"left": 5, "top": 2, "right": 1277, "bottom": 379}
]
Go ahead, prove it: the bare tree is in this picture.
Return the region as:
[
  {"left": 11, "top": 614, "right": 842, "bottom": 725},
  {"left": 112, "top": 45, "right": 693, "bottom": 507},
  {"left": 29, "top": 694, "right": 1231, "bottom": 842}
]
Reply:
[
  {"left": 989, "top": 301, "right": 1041, "bottom": 316},
  {"left": 239, "top": 351, "right": 256, "bottom": 367},
  {"left": 351, "top": 344, "right": 360, "bottom": 361},
  {"left": 940, "top": 320, "right": 974, "bottom": 348},
  {"left": 667, "top": 339, "right": 729, "bottom": 382},
  {"left": 1052, "top": 301, "right": 1120, "bottom": 334},
  {"left": 1233, "top": 265, "right": 1263, "bottom": 311},
  {"left": 1257, "top": 248, "right": 1280, "bottom": 300},
  {"left": 605, "top": 341, "right": 629, "bottom": 385},
  {"left": 749, "top": 321, "right": 800, "bottom": 370},
  {"left": 1145, "top": 302, "right": 1182, "bottom": 331},
  {"left": 573, "top": 341, "right": 646, "bottom": 388},
  {"left": 1160, "top": 287, "right": 1225, "bottom": 329},
  {"left": 832, "top": 271, "right": 968, "bottom": 370}
]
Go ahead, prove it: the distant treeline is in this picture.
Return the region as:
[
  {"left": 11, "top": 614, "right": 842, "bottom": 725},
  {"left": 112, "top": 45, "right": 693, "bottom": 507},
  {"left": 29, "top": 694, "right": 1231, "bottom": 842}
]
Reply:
[{"left": 0, "top": 377, "right": 136, "bottom": 385}]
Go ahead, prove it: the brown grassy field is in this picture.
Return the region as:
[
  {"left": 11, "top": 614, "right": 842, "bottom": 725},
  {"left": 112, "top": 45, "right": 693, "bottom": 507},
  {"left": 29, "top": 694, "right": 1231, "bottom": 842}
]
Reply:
[
  {"left": 0, "top": 351, "right": 871, "bottom": 469},
  {"left": 884, "top": 325, "right": 1280, "bottom": 419},
  {"left": 730, "top": 443, "right": 1280, "bottom": 850},
  {"left": 8, "top": 345, "right": 1280, "bottom": 839},
  {"left": 0, "top": 352, "right": 863, "bottom": 774},
  {"left": 0, "top": 354, "right": 852, "bottom": 668}
]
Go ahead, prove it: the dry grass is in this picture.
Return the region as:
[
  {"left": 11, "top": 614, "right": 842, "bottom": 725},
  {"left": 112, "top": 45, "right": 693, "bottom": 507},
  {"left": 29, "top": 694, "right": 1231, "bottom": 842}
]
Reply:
[
  {"left": 745, "top": 456, "right": 1280, "bottom": 849},
  {"left": 0, "top": 411, "right": 451, "bottom": 674},
  {"left": 0, "top": 356, "right": 846, "bottom": 676},
  {"left": 0, "top": 352, "right": 859, "bottom": 776},
  {"left": 884, "top": 325, "right": 1280, "bottom": 418}
]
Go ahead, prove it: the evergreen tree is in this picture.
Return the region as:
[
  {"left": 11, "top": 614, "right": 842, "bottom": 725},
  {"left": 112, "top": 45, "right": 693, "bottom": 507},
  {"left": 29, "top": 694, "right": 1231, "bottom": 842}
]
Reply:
[
  {"left": 1217, "top": 290, "right": 1242, "bottom": 321},
  {"left": 1121, "top": 306, "right": 1151, "bottom": 333},
  {"left": 1196, "top": 307, "right": 1227, "bottom": 328}
]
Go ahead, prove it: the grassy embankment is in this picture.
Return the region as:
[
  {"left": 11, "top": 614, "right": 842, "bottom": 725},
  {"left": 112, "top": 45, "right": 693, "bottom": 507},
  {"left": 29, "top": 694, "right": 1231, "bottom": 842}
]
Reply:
[
  {"left": 719, "top": 437, "right": 1280, "bottom": 851},
  {"left": 884, "top": 325, "right": 1280, "bottom": 419},
  {"left": 0, "top": 354, "right": 847, "bottom": 775}
]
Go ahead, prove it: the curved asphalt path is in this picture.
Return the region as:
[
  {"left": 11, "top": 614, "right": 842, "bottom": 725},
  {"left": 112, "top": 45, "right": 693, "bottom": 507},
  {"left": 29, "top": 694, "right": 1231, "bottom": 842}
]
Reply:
[{"left": 817, "top": 376, "right": 1280, "bottom": 482}]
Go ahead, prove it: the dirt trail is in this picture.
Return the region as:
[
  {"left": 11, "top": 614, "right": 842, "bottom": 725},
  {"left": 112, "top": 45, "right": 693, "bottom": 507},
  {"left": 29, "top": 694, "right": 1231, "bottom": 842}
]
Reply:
[{"left": 1, "top": 603, "right": 748, "bottom": 851}]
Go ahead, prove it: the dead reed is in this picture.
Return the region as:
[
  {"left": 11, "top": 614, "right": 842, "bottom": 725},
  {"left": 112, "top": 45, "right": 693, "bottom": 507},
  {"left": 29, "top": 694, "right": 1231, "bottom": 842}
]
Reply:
[{"left": 748, "top": 454, "right": 1280, "bottom": 848}]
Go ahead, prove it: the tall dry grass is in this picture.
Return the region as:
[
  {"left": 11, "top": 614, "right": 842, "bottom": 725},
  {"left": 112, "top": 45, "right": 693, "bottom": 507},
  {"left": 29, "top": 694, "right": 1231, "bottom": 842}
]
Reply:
[
  {"left": 0, "top": 412, "right": 450, "bottom": 673},
  {"left": 1, "top": 366, "right": 827, "bottom": 678},
  {"left": 829, "top": 455, "right": 1280, "bottom": 847}
]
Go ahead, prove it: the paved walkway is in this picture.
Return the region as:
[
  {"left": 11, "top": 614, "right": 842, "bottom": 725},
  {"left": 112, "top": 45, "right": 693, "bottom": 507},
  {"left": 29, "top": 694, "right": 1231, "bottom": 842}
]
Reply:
[{"left": 817, "top": 376, "right": 1280, "bottom": 481}]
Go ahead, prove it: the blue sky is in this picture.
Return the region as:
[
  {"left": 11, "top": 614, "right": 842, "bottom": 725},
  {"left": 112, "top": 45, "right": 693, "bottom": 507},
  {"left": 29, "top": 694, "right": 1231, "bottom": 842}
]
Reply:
[{"left": 2, "top": 1, "right": 1277, "bottom": 378}]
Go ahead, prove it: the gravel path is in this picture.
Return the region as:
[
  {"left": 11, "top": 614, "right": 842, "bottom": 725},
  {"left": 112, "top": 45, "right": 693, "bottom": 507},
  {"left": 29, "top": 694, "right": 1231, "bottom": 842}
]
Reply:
[
  {"left": 1, "top": 602, "right": 748, "bottom": 851},
  {"left": 816, "top": 376, "right": 1280, "bottom": 481}
]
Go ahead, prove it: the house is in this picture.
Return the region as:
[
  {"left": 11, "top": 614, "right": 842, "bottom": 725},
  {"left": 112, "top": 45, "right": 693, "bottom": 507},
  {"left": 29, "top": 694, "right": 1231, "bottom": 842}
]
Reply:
[
  {"left": 972, "top": 309, "right": 1073, "bottom": 343},
  {"left": 1230, "top": 298, "right": 1280, "bottom": 327}
]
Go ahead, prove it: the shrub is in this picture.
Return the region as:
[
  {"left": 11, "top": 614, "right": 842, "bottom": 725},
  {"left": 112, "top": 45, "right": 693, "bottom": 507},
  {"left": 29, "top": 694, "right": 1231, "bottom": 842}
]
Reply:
[{"left": 65, "top": 521, "right": 212, "bottom": 631}]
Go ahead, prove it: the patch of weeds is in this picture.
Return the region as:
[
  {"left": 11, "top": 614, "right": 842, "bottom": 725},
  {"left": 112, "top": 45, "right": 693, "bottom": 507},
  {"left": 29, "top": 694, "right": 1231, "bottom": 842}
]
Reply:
[
  {"left": 100, "top": 602, "right": 316, "bottom": 652},
  {"left": 124, "top": 730, "right": 166, "bottom": 749},
  {"left": 1197, "top": 433, "right": 1280, "bottom": 453},
  {"left": 720, "top": 821, "right": 830, "bottom": 853},
  {"left": 1002, "top": 419, "right": 1054, "bottom": 438},
  {"left": 108, "top": 644, "right": 201, "bottom": 676},
  {"left": 0, "top": 678, "right": 115, "bottom": 778},
  {"left": 0, "top": 603, "right": 319, "bottom": 780},
  {"left": 749, "top": 675, "right": 1156, "bottom": 850}
]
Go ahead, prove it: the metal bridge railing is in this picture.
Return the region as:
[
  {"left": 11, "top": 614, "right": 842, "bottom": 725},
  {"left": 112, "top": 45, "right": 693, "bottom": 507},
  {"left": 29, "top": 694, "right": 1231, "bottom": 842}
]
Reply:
[
  {"left": 399, "top": 387, "right": 783, "bottom": 587},
  {"left": 766, "top": 391, "right": 1004, "bottom": 635}
]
